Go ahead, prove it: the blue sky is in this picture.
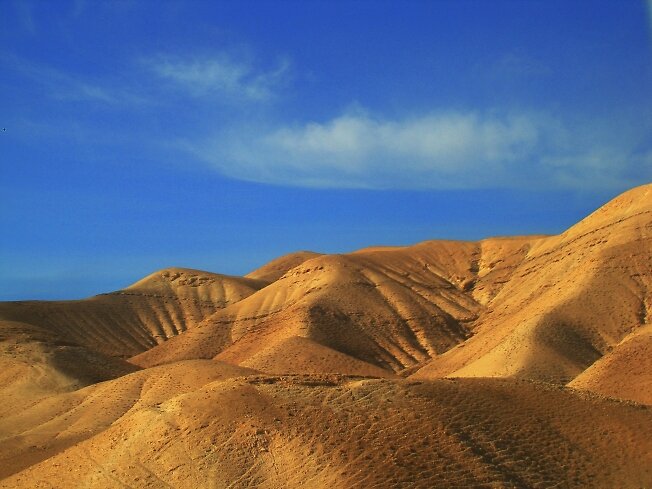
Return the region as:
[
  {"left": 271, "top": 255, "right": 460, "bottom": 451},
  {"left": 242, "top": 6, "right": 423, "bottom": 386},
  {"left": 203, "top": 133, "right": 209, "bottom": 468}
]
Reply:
[{"left": 1, "top": 0, "right": 651, "bottom": 300}]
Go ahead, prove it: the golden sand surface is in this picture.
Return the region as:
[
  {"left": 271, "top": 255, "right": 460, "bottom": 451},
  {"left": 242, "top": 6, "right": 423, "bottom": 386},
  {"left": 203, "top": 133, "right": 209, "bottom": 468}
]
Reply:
[{"left": 1, "top": 184, "right": 650, "bottom": 488}]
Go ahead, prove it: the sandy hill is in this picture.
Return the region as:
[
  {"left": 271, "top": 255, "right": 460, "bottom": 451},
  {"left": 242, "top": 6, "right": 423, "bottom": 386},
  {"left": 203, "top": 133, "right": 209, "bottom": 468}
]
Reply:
[
  {"left": 131, "top": 184, "right": 651, "bottom": 391},
  {"left": 130, "top": 237, "right": 551, "bottom": 376},
  {"left": 412, "top": 184, "right": 651, "bottom": 389},
  {"left": 1, "top": 183, "right": 651, "bottom": 487},
  {"left": 131, "top": 241, "right": 485, "bottom": 371},
  {"left": 0, "top": 268, "right": 266, "bottom": 359},
  {"left": 0, "top": 268, "right": 266, "bottom": 411},
  {"left": 1, "top": 373, "right": 650, "bottom": 488},
  {"left": 0, "top": 359, "right": 258, "bottom": 480},
  {"left": 569, "top": 323, "right": 652, "bottom": 404},
  {"left": 246, "top": 250, "right": 323, "bottom": 282}
]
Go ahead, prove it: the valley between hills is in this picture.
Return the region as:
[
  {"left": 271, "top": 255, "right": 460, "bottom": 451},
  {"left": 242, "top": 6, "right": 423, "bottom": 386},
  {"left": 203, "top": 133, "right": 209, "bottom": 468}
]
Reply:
[{"left": 1, "top": 184, "right": 651, "bottom": 488}]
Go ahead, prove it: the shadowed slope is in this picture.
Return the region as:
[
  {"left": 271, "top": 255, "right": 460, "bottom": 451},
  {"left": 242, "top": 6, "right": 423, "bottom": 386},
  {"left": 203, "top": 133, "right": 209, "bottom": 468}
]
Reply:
[
  {"left": 1, "top": 184, "right": 652, "bottom": 487},
  {"left": 2, "top": 376, "right": 651, "bottom": 488},
  {"left": 0, "top": 268, "right": 266, "bottom": 426},
  {"left": 0, "top": 268, "right": 266, "bottom": 359},
  {"left": 0, "top": 320, "right": 140, "bottom": 416},
  {"left": 412, "top": 184, "right": 652, "bottom": 384},
  {"left": 131, "top": 242, "right": 499, "bottom": 372},
  {"left": 229, "top": 335, "right": 397, "bottom": 377},
  {"left": 569, "top": 324, "right": 652, "bottom": 405}
]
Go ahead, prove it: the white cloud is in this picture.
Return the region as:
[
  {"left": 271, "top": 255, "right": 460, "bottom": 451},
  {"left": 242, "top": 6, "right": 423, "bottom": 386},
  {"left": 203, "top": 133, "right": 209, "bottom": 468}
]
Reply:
[
  {"left": 264, "top": 112, "right": 538, "bottom": 172},
  {"left": 187, "top": 109, "right": 651, "bottom": 190},
  {"left": 148, "top": 54, "right": 289, "bottom": 102}
]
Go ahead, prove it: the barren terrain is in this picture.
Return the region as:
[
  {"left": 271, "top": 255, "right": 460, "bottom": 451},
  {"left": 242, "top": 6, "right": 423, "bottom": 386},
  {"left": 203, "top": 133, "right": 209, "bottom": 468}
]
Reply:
[{"left": 1, "top": 184, "right": 651, "bottom": 488}]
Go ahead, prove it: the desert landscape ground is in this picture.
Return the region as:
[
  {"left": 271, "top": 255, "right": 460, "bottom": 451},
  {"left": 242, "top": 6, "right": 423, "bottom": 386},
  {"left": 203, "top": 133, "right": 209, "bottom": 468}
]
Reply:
[{"left": 1, "top": 183, "right": 651, "bottom": 488}]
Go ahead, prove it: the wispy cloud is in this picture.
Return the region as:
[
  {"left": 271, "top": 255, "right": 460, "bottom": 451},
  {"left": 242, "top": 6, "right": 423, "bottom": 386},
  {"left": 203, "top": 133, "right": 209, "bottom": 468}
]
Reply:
[
  {"left": 147, "top": 54, "right": 290, "bottom": 102},
  {"left": 3, "top": 49, "right": 288, "bottom": 107},
  {"left": 188, "top": 109, "right": 652, "bottom": 190},
  {"left": 1, "top": 54, "right": 144, "bottom": 106}
]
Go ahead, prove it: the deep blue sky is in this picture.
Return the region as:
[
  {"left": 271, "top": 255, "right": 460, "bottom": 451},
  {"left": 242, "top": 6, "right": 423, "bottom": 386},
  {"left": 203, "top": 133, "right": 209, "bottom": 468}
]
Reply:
[{"left": 1, "top": 0, "right": 651, "bottom": 300}]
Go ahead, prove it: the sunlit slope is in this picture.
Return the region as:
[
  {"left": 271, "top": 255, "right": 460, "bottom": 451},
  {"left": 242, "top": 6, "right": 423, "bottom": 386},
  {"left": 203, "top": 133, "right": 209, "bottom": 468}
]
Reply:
[
  {"left": 132, "top": 234, "right": 549, "bottom": 375},
  {"left": 5, "top": 184, "right": 647, "bottom": 387},
  {"left": 234, "top": 335, "right": 397, "bottom": 377},
  {"left": 0, "top": 268, "right": 265, "bottom": 359},
  {"left": 569, "top": 324, "right": 652, "bottom": 405},
  {"left": 0, "top": 269, "right": 265, "bottom": 420},
  {"left": 246, "top": 250, "right": 322, "bottom": 282},
  {"left": 1, "top": 184, "right": 652, "bottom": 488},
  {"left": 3, "top": 376, "right": 651, "bottom": 489},
  {"left": 132, "top": 239, "right": 534, "bottom": 372},
  {"left": 0, "top": 359, "right": 258, "bottom": 480},
  {"left": 412, "top": 184, "right": 652, "bottom": 383}
]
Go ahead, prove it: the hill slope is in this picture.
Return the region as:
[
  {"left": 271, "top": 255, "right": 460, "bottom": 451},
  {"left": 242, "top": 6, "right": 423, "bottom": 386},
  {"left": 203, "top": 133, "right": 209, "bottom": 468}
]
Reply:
[
  {"left": 412, "top": 184, "right": 652, "bottom": 384},
  {"left": 2, "top": 374, "right": 651, "bottom": 488},
  {"left": 569, "top": 324, "right": 652, "bottom": 404},
  {"left": 1, "top": 183, "right": 651, "bottom": 487},
  {"left": 0, "top": 268, "right": 266, "bottom": 359},
  {"left": 131, "top": 185, "right": 652, "bottom": 389},
  {"left": 131, "top": 237, "right": 551, "bottom": 374}
]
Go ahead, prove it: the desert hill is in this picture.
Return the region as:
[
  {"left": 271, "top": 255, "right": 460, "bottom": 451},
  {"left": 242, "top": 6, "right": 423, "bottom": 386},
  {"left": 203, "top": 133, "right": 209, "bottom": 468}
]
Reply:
[
  {"left": 412, "top": 184, "right": 651, "bottom": 387},
  {"left": 1, "top": 183, "right": 651, "bottom": 487},
  {"left": 0, "top": 268, "right": 266, "bottom": 414},
  {"left": 0, "top": 359, "right": 258, "bottom": 480},
  {"left": 130, "top": 237, "right": 553, "bottom": 375},
  {"left": 246, "top": 250, "right": 323, "bottom": 282},
  {"left": 2, "top": 374, "right": 651, "bottom": 488},
  {"left": 131, "top": 242, "right": 485, "bottom": 371},
  {"left": 0, "top": 268, "right": 266, "bottom": 360},
  {"left": 569, "top": 323, "right": 652, "bottom": 405},
  {"left": 131, "top": 185, "right": 651, "bottom": 390}
]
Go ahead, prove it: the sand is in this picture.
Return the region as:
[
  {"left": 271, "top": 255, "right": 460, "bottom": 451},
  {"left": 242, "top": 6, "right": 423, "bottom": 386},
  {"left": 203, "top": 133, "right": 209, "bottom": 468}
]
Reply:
[{"left": 1, "top": 183, "right": 650, "bottom": 487}]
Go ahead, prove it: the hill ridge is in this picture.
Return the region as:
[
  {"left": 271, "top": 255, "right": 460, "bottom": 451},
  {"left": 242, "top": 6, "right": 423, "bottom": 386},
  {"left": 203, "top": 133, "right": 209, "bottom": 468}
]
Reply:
[{"left": 1, "top": 183, "right": 651, "bottom": 487}]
